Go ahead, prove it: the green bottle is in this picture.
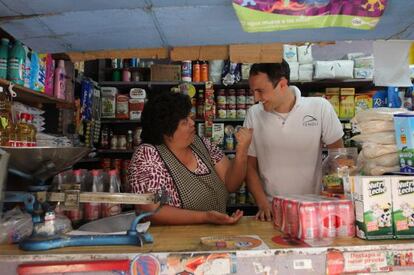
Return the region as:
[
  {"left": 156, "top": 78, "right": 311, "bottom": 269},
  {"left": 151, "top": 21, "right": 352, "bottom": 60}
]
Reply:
[
  {"left": 0, "top": 38, "right": 9, "bottom": 79},
  {"left": 7, "top": 40, "right": 25, "bottom": 85}
]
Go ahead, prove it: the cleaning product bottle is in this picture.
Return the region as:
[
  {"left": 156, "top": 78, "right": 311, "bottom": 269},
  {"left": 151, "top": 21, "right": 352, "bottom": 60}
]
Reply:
[
  {"left": 0, "top": 38, "right": 9, "bottom": 79},
  {"left": 22, "top": 45, "right": 31, "bottom": 88},
  {"left": 54, "top": 60, "right": 66, "bottom": 99},
  {"left": 7, "top": 40, "right": 25, "bottom": 85}
]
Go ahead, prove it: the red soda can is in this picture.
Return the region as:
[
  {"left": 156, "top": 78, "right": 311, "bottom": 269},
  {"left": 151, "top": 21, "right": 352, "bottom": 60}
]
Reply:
[
  {"left": 336, "top": 200, "right": 355, "bottom": 237},
  {"left": 272, "top": 196, "right": 283, "bottom": 228},
  {"left": 65, "top": 208, "right": 83, "bottom": 224},
  {"left": 286, "top": 198, "right": 299, "bottom": 238},
  {"left": 298, "top": 201, "right": 320, "bottom": 240},
  {"left": 319, "top": 201, "right": 337, "bottom": 238},
  {"left": 281, "top": 197, "right": 289, "bottom": 234}
]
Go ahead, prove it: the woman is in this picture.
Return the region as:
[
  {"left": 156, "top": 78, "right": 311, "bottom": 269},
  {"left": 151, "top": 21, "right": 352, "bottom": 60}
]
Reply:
[{"left": 128, "top": 91, "right": 252, "bottom": 225}]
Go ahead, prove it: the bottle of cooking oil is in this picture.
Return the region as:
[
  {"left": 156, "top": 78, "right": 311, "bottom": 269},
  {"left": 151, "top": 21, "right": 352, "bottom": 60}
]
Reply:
[
  {"left": 16, "top": 113, "right": 31, "bottom": 147},
  {"left": 26, "top": 114, "right": 37, "bottom": 146},
  {"left": 0, "top": 86, "right": 14, "bottom": 146}
]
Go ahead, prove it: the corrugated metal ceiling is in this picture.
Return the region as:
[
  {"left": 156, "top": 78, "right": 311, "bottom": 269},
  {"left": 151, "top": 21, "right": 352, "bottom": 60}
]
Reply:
[{"left": 0, "top": 0, "right": 412, "bottom": 54}]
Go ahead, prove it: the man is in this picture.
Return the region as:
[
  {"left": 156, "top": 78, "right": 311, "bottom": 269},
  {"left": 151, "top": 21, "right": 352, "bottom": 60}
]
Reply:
[{"left": 244, "top": 60, "right": 344, "bottom": 222}]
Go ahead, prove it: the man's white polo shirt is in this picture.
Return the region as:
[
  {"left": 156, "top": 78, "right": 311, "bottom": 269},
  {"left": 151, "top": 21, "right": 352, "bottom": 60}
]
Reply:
[{"left": 244, "top": 86, "right": 344, "bottom": 200}]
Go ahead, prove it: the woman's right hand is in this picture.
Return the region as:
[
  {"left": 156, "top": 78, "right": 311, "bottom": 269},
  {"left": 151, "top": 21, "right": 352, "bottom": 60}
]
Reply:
[
  {"left": 205, "top": 209, "right": 243, "bottom": 225},
  {"left": 255, "top": 201, "right": 273, "bottom": 222}
]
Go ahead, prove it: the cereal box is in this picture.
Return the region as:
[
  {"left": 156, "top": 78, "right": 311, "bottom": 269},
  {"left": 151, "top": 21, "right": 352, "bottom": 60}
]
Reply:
[
  {"left": 354, "top": 94, "right": 373, "bottom": 114},
  {"left": 325, "top": 88, "right": 340, "bottom": 116},
  {"left": 391, "top": 176, "right": 414, "bottom": 239},
  {"left": 339, "top": 88, "right": 355, "bottom": 119},
  {"left": 353, "top": 176, "right": 393, "bottom": 240}
]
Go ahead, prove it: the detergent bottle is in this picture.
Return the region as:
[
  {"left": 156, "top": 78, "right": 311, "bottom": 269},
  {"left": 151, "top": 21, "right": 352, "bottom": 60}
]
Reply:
[
  {"left": 7, "top": 40, "right": 25, "bottom": 85},
  {"left": 0, "top": 38, "right": 9, "bottom": 79},
  {"left": 54, "top": 60, "right": 66, "bottom": 99}
]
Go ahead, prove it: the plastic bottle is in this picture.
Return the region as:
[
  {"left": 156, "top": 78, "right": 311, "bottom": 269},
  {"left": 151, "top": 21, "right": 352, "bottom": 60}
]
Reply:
[
  {"left": 7, "top": 40, "right": 25, "bottom": 85},
  {"left": 26, "top": 114, "right": 37, "bottom": 147},
  {"left": 22, "top": 45, "right": 31, "bottom": 88},
  {"left": 54, "top": 60, "right": 66, "bottom": 99},
  {"left": 84, "top": 170, "right": 102, "bottom": 221},
  {"left": 192, "top": 61, "right": 201, "bottom": 82},
  {"left": 0, "top": 38, "right": 9, "bottom": 79},
  {"left": 126, "top": 130, "right": 133, "bottom": 149},
  {"left": 201, "top": 61, "right": 209, "bottom": 82},
  {"left": 15, "top": 113, "right": 31, "bottom": 147},
  {"left": 102, "top": 170, "right": 121, "bottom": 217},
  {"left": 65, "top": 170, "right": 84, "bottom": 226}
]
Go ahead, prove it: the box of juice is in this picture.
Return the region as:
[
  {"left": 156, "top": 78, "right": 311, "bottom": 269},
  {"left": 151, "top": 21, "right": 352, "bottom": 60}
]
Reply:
[
  {"left": 325, "top": 88, "right": 340, "bottom": 116},
  {"left": 339, "top": 88, "right": 355, "bottom": 119}
]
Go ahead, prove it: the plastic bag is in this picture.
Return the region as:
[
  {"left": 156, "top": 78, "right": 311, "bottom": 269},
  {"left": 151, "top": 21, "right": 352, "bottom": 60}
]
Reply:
[
  {"left": 363, "top": 162, "right": 400, "bottom": 176},
  {"left": 351, "top": 131, "right": 396, "bottom": 145},
  {"left": 322, "top": 148, "right": 358, "bottom": 194},
  {"left": 363, "top": 152, "right": 399, "bottom": 167},
  {"left": 352, "top": 107, "right": 406, "bottom": 124},
  {"left": 33, "top": 212, "right": 72, "bottom": 237},
  {"left": 0, "top": 207, "right": 33, "bottom": 244},
  {"left": 354, "top": 120, "right": 395, "bottom": 134},
  {"left": 362, "top": 143, "right": 398, "bottom": 159}
]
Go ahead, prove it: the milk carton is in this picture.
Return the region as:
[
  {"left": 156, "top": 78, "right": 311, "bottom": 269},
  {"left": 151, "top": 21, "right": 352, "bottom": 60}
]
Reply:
[
  {"left": 391, "top": 176, "right": 414, "bottom": 239},
  {"left": 394, "top": 113, "right": 414, "bottom": 173},
  {"left": 353, "top": 176, "right": 393, "bottom": 240}
]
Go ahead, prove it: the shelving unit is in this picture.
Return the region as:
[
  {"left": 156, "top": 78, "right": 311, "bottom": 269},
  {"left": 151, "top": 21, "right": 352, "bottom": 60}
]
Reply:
[
  {"left": 100, "top": 119, "right": 141, "bottom": 124},
  {"left": 0, "top": 78, "right": 75, "bottom": 109}
]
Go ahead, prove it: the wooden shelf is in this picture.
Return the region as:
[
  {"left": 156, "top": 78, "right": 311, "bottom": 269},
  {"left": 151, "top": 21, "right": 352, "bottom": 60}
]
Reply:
[
  {"left": 0, "top": 78, "right": 75, "bottom": 108},
  {"left": 101, "top": 119, "right": 141, "bottom": 124}
]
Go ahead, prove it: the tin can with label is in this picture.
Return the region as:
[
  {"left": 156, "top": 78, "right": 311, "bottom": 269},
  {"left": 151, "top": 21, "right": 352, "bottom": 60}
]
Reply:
[
  {"left": 225, "top": 135, "right": 234, "bottom": 150},
  {"left": 217, "top": 104, "right": 227, "bottom": 119},
  {"left": 320, "top": 201, "right": 337, "bottom": 238},
  {"left": 181, "top": 60, "right": 192, "bottom": 82},
  {"left": 217, "top": 89, "right": 227, "bottom": 105},
  {"left": 227, "top": 89, "right": 236, "bottom": 105},
  {"left": 227, "top": 104, "right": 237, "bottom": 119},
  {"left": 298, "top": 201, "right": 320, "bottom": 240},
  {"left": 336, "top": 200, "right": 355, "bottom": 237},
  {"left": 236, "top": 89, "right": 246, "bottom": 105},
  {"left": 272, "top": 196, "right": 284, "bottom": 228}
]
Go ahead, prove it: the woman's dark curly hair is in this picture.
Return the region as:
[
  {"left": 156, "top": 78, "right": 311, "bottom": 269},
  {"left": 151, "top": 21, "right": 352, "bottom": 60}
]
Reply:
[{"left": 140, "top": 91, "right": 192, "bottom": 145}]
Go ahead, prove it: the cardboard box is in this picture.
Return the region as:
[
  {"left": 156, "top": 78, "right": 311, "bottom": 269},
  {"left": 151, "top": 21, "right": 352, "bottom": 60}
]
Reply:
[
  {"left": 101, "top": 87, "right": 117, "bottom": 118},
  {"left": 150, "top": 64, "right": 181, "bottom": 81},
  {"left": 391, "top": 176, "right": 414, "bottom": 239},
  {"left": 339, "top": 88, "right": 355, "bottom": 119},
  {"left": 354, "top": 94, "right": 373, "bottom": 114},
  {"left": 230, "top": 43, "right": 283, "bottom": 63},
  {"left": 325, "top": 88, "right": 340, "bottom": 116},
  {"left": 353, "top": 176, "right": 394, "bottom": 240}
]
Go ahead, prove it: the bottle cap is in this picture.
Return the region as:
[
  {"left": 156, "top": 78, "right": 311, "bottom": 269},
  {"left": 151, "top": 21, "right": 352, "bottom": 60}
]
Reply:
[{"left": 108, "top": 169, "right": 118, "bottom": 176}]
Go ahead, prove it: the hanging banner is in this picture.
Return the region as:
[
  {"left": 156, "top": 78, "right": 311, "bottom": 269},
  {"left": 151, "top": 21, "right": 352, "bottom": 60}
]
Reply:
[{"left": 232, "top": 0, "right": 387, "bottom": 32}]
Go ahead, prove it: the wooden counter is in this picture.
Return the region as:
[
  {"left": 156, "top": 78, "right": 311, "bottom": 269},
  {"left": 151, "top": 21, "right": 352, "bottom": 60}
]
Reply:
[{"left": 1, "top": 217, "right": 414, "bottom": 274}]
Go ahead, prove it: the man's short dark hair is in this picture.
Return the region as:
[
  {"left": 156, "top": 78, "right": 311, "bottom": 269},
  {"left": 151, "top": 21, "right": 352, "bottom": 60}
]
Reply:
[
  {"left": 141, "top": 92, "right": 192, "bottom": 145},
  {"left": 249, "top": 60, "right": 290, "bottom": 86}
]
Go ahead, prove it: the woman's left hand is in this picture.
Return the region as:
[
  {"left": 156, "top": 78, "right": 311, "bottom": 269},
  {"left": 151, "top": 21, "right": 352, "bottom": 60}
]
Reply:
[
  {"left": 235, "top": 127, "right": 253, "bottom": 152},
  {"left": 205, "top": 209, "right": 244, "bottom": 225}
]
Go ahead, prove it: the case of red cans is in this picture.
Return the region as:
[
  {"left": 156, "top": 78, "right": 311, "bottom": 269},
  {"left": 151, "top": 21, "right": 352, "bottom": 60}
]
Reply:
[{"left": 272, "top": 194, "right": 355, "bottom": 240}]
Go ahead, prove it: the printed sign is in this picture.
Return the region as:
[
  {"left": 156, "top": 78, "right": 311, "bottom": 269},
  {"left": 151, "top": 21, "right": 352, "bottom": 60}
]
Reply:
[{"left": 232, "top": 0, "right": 387, "bottom": 32}]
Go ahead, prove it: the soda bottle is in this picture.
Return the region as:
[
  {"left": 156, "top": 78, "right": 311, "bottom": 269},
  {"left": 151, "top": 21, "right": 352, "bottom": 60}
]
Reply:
[
  {"left": 84, "top": 170, "right": 102, "bottom": 221},
  {"left": 126, "top": 130, "right": 133, "bottom": 149},
  {"left": 200, "top": 61, "right": 209, "bottom": 82},
  {"left": 102, "top": 170, "right": 121, "bottom": 217},
  {"left": 65, "top": 170, "right": 84, "bottom": 226}
]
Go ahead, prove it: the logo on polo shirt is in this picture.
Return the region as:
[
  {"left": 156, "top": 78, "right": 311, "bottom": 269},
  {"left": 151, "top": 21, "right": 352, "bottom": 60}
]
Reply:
[{"left": 303, "top": 115, "right": 318, "bottom": 127}]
